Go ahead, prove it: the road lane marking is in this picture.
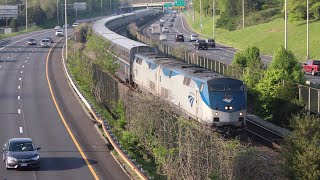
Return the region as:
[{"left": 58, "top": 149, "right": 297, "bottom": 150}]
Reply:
[
  {"left": 19, "top": 127, "right": 23, "bottom": 133},
  {"left": 19, "top": 78, "right": 21, "bottom": 81},
  {"left": 25, "top": 60, "right": 27, "bottom": 62},
  {"left": 7, "top": 57, "right": 9, "bottom": 59},
  {"left": 27, "top": 57, "right": 29, "bottom": 59},
  {"left": 18, "top": 86, "right": 20, "bottom": 89},
  {"left": 18, "top": 109, "right": 21, "bottom": 114},
  {"left": 46, "top": 39, "right": 99, "bottom": 180},
  {"left": 21, "top": 71, "right": 23, "bottom": 73},
  {"left": 18, "top": 96, "right": 20, "bottom": 100}
]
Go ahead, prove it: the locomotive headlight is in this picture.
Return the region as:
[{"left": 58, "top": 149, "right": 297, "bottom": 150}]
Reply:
[
  {"left": 224, "top": 106, "right": 228, "bottom": 110},
  {"left": 215, "top": 112, "right": 219, "bottom": 116},
  {"left": 229, "top": 106, "right": 233, "bottom": 110},
  {"left": 240, "top": 112, "right": 243, "bottom": 116}
]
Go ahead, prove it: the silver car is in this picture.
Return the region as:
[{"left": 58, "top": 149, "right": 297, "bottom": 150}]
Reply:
[{"left": 2, "top": 138, "right": 41, "bottom": 169}]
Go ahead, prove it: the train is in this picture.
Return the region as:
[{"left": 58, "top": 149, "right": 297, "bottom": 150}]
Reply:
[{"left": 92, "top": 9, "right": 247, "bottom": 128}]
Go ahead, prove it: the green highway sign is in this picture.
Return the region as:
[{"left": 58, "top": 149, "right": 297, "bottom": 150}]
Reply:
[
  {"left": 174, "top": 0, "right": 186, "bottom": 7},
  {"left": 164, "top": 3, "right": 172, "bottom": 8}
]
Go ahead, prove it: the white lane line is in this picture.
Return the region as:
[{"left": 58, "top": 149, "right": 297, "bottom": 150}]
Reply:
[
  {"left": 20, "top": 71, "right": 23, "bottom": 74},
  {"left": 18, "top": 109, "right": 21, "bottom": 114},
  {"left": 0, "top": 66, "right": 1, "bottom": 67},
  {"left": 11, "top": 53, "right": 13, "bottom": 55},
  {"left": 18, "top": 86, "right": 21, "bottom": 89},
  {"left": 27, "top": 57, "right": 29, "bottom": 59},
  {"left": 18, "top": 96, "right": 20, "bottom": 100},
  {"left": 7, "top": 57, "right": 9, "bottom": 59},
  {"left": 25, "top": 60, "right": 27, "bottom": 62},
  {"left": 22, "top": 65, "right": 24, "bottom": 68},
  {"left": 19, "top": 48, "right": 20, "bottom": 49},
  {"left": 19, "top": 78, "right": 21, "bottom": 81},
  {"left": 19, "top": 127, "right": 23, "bottom": 134}
]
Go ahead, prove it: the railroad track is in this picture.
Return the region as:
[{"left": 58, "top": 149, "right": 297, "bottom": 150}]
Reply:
[{"left": 245, "top": 118, "right": 286, "bottom": 148}]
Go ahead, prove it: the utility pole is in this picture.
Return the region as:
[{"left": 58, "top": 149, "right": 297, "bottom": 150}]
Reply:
[
  {"left": 65, "top": 0, "right": 68, "bottom": 60},
  {"left": 284, "top": 0, "right": 287, "bottom": 49},
  {"left": 242, "top": 0, "right": 244, "bottom": 29},
  {"left": 307, "top": 0, "right": 309, "bottom": 59},
  {"left": 25, "top": 0, "right": 28, "bottom": 31},
  {"left": 212, "top": 0, "right": 215, "bottom": 39},
  {"left": 200, "top": 0, "right": 202, "bottom": 31},
  {"left": 57, "top": 0, "right": 59, "bottom": 25},
  {"left": 101, "top": 0, "right": 102, "bottom": 16},
  {"left": 110, "top": 0, "right": 111, "bottom": 12}
]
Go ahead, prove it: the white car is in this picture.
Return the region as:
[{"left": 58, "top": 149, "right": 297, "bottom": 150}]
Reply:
[
  {"left": 54, "top": 26, "right": 61, "bottom": 30},
  {"left": 162, "top": 27, "right": 169, "bottom": 33},
  {"left": 159, "top": 34, "right": 167, "bottom": 41},
  {"left": 55, "top": 30, "right": 64, "bottom": 36},
  {"left": 40, "top": 39, "right": 51, "bottom": 48},
  {"left": 190, "top": 34, "right": 199, "bottom": 42},
  {"left": 72, "top": 23, "right": 79, "bottom": 28}
]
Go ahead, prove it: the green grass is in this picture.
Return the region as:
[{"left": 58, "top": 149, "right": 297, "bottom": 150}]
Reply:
[
  {"left": 184, "top": 11, "right": 320, "bottom": 61},
  {"left": 0, "top": 26, "right": 43, "bottom": 40}
]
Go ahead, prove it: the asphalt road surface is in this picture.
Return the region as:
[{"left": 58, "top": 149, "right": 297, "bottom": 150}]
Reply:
[
  {"left": 143, "top": 13, "right": 320, "bottom": 84},
  {"left": 0, "top": 30, "right": 129, "bottom": 180}
]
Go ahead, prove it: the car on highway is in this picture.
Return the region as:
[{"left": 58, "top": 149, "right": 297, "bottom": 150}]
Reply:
[
  {"left": 190, "top": 34, "right": 199, "bottom": 42},
  {"left": 170, "top": 19, "right": 174, "bottom": 22},
  {"left": 63, "top": 24, "right": 69, "bottom": 28},
  {"left": 162, "top": 27, "right": 169, "bottom": 33},
  {"left": 159, "top": 34, "right": 167, "bottom": 41},
  {"left": 55, "top": 29, "right": 64, "bottom": 36},
  {"left": 160, "top": 22, "right": 164, "bottom": 27},
  {"left": 40, "top": 39, "right": 51, "bottom": 48},
  {"left": 2, "top": 138, "right": 41, "bottom": 169},
  {"left": 194, "top": 39, "right": 208, "bottom": 50},
  {"left": 27, "top": 38, "right": 36, "bottom": 45},
  {"left": 45, "top": 36, "right": 53, "bottom": 43},
  {"left": 175, "top": 34, "right": 184, "bottom": 42},
  {"left": 302, "top": 60, "right": 320, "bottom": 76},
  {"left": 54, "top": 26, "right": 61, "bottom": 30},
  {"left": 72, "top": 22, "right": 79, "bottom": 28},
  {"left": 206, "top": 39, "right": 216, "bottom": 48},
  {"left": 169, "top": 23, "right": 173, "bottom": 27}
]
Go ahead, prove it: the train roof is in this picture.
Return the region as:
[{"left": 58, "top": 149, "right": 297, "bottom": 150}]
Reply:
[
  {"left": 136, "top": 53, "right": 232, "bottom": 82},
  {"left": 92, "top": 13, "right": 150, "bottom": 51}
]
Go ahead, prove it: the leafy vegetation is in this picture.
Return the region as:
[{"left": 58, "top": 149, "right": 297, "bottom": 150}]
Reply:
[{"left": 283, "top": 114, "right": 320, "bottom": 180}]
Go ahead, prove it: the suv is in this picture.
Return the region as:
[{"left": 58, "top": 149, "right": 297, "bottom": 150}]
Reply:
[
  {"left": 72, "top": 23, "right": 79, "bottom": 28},
  {"left": 54, "top": 26, "right": 61, "bottom": 30},
  {"left": 40, "top": 39, "right": 51, "bottom": 48},
  {"left": 55, "top": 30, "right": 64, "bottom": 36},
  {"left": 162, "top": 27, "right": 169, "bottom": 33},
  {"left": 206, "top": 39, "right": 215, "bottom": 48},
  {"left": 190, "top": 34, "right": 199, "bottom": 42},
  {"left": 302, "top": 60, "right": 320, "bottom": 76},
  {"left": 175, "top": 34, "right": 184, "bottom": 42},
  {"left": 194, "top": 40, "right": 208, "bottom": 50}
]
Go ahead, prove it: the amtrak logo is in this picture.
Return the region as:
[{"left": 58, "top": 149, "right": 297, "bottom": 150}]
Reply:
[
  {"left": 188, "top": 95, "right": 195, "bottom": 107},
  {"left": 223, "top": 97, "right": 233, "bottom": 103}
]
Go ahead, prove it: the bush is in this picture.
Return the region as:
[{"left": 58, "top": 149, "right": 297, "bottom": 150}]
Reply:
[
  {"left": 283, "top": 114, "right": 320, "bottom": 180},
  {"left": 216, "top": 14, "right": 239, "bottom": 31},
  {"left": 74, "top": 23, "right": 89, "bottom": 43}
]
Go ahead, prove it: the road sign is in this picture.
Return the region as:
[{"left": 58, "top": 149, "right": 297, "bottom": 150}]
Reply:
[
  {"left": 73, "top": 2, "right": 86, "bottom": 11},
  {"left": 164, "top": 3, "right": 172, "bottom": 8},
  {"left": 174, "top": 0, "right": 186, "bottom": 7},
  {"left": 0, "top": 5, "right": 18, "bottom": 18}
]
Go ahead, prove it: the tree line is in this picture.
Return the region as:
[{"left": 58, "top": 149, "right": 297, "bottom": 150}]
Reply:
[
  {"left": 0, "top": 0, "right": 120, "bottom": 30},
  {"left": 191, "top": 0, "right": 320, "bottom": 30}
]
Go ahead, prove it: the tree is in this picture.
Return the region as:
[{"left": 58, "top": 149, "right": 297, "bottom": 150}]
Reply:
[
  {"left": 283, "top": 115, "right": 320, "bottom": 180},
  {"left": 255, "top": 46, "right": 303, "bottom": 124}
]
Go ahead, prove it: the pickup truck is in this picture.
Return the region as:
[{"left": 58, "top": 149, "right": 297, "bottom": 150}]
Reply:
[
  {"left": 206, "top": 39, "right": 215, "bottom": 48},
  {"left": 302, "top": 60, "right": 320, "bottom": 76},
  {"left": 194, "top": 40, "right": 208, "bottom": 50}
]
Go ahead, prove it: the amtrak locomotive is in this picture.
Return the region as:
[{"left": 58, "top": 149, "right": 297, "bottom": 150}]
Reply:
[{"left": 92, "top": 9, "right": 247, "bottom": 128}]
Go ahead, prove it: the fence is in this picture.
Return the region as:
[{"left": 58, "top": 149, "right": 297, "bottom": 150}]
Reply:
[{"left": 299, "top": 84, "right": 320, "bottom": 114}]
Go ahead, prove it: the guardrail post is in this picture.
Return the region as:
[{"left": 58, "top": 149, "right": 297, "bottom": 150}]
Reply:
[
  {"left": 308, "top": 87, "right": 311, "bottom": 111},
  {"left": 215, "top": 61, "right": 217, "bottom": 72},
  {"left": 299, "top": 85, "right": 302, "bottom": 100},
  {"left": 210, "top": 61, "right": 213, "bottom": 71},
  {"left": 219, "top": 62, "right": 221, "bottom": 73},
  {"left": 197, "top": 55, "right": 199, "bottom": 66}
]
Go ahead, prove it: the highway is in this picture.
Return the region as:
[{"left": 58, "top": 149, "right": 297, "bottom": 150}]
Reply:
[
  {"left": 142, "top": 13, "right": 320, "bottom": 84},
  {"left": 0, "top": 30, "right": 129, "bottom": 179}
]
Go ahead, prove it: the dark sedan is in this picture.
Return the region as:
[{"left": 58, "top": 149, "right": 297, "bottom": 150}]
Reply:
[
  {"left": 27, "top": 38, "right": 36, "bottom": 45},
  {"left": 2, "top": 138, "right": 41, "bottom": 169}
]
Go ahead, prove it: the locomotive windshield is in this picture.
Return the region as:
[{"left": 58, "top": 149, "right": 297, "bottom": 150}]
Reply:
[{"left": 209, "top": 84, "right": 244, "bottom": 92}]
